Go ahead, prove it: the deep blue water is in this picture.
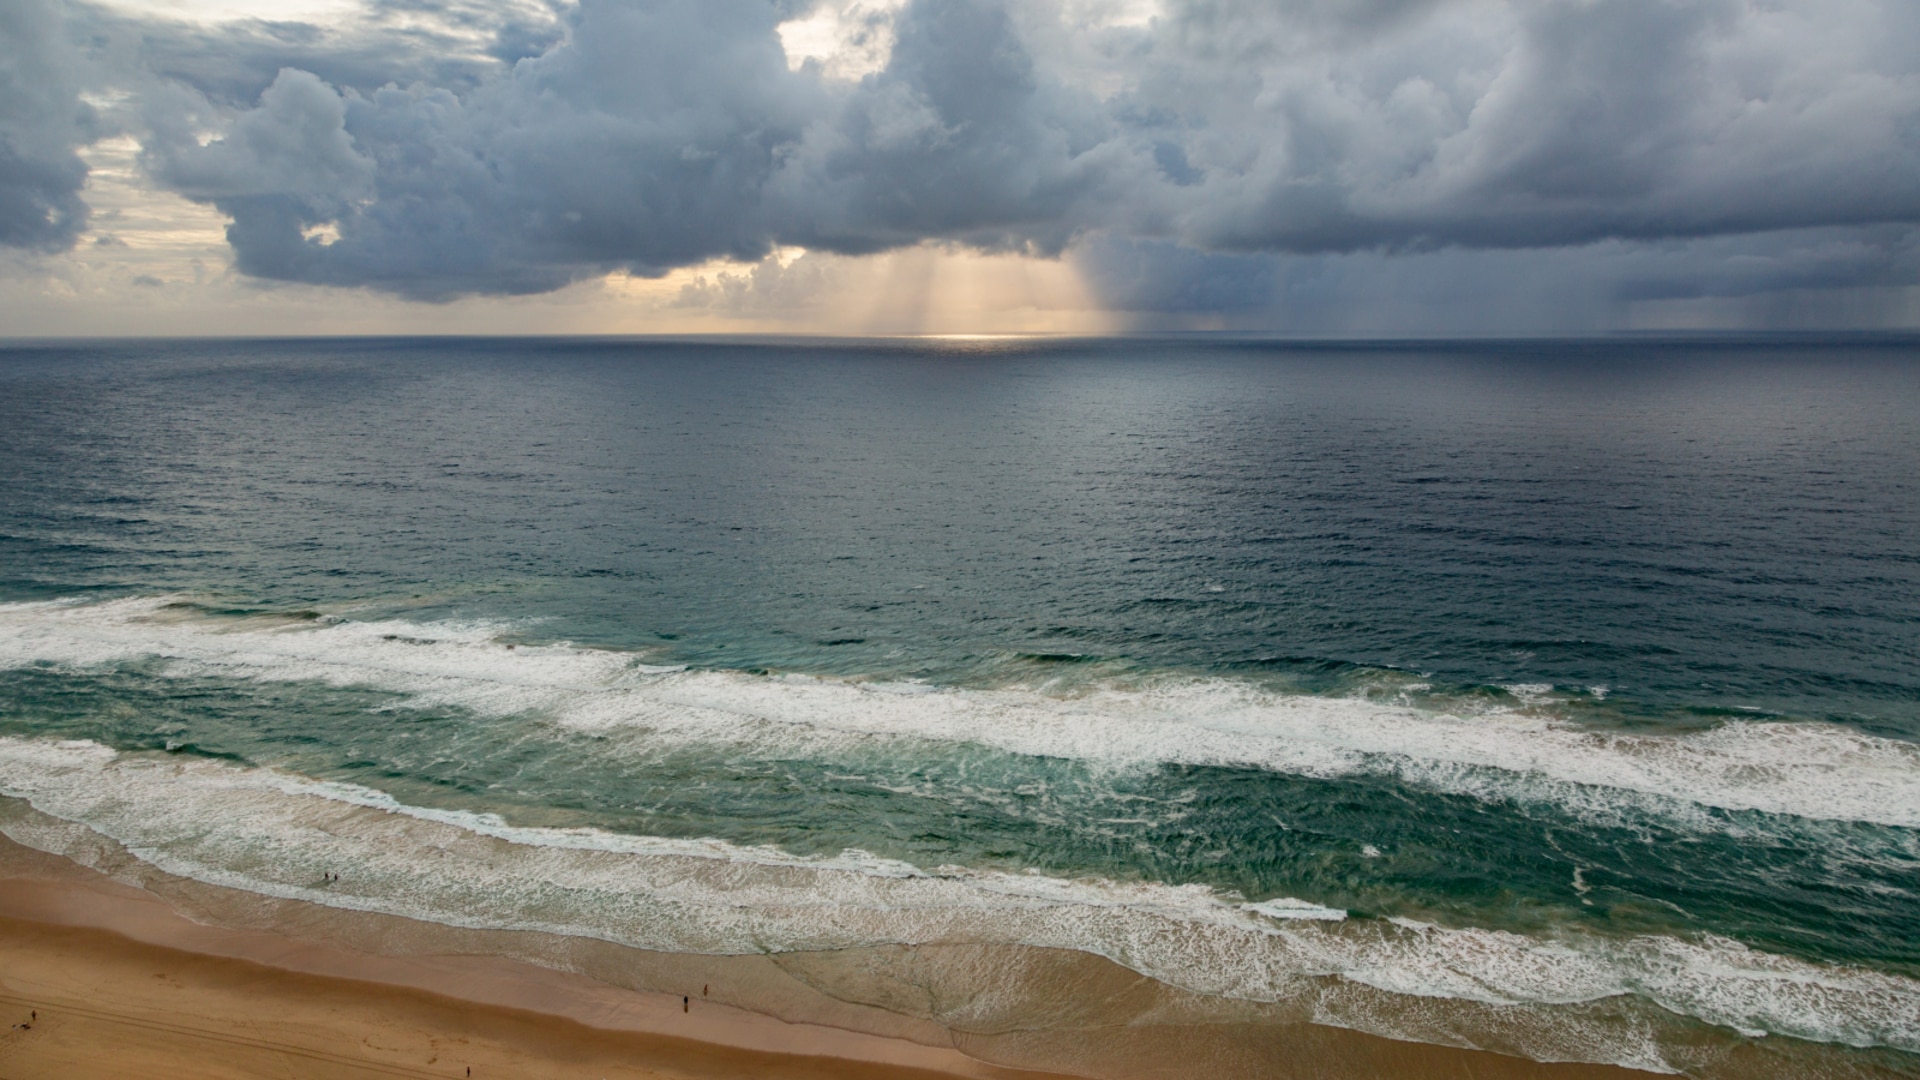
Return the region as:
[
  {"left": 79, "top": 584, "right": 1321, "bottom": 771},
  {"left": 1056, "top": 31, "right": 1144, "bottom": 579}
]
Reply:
[{"left": 1, "top": 335, "right": 1917, "bottom": 1073}]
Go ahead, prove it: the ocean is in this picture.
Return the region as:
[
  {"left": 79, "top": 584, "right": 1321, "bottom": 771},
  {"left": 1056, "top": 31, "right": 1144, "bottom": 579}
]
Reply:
[{"left": 1, "top": 334, "right": 1916, "bottom": 1077}]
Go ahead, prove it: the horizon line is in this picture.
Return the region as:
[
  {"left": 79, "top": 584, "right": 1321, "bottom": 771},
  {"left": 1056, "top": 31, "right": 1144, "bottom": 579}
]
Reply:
[{"left": 6, "top": 328, "right": 1920, "bottom": 346}]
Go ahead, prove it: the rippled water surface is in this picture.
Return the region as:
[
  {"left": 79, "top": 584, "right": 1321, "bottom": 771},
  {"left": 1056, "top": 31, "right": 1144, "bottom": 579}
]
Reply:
[{"left": 1, "top": 335, "right": 1917, "bottom": 1074}]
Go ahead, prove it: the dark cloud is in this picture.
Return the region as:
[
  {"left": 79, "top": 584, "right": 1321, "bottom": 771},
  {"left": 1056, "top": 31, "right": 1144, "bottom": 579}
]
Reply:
[
  {"left": 13, "top": 0, "right": 1920, "bottom": 320},
  {"left": 0, "top": 0, "right": 94, "bottom": 251},
  {"left": 1141, "top": 0, "right": 1920, "bottom": 252},
  {"left": 84, "top": 0, "right": 548, "bottom": 106},
  {"left": 766, "top": 0, "right": 1115, "bottom": 255},
  {"left": 1081, "top": 225, "right": 1920, "bottom": 334},
  {"left": 138, "top": 0, "right": 815, "bottom": 298}
]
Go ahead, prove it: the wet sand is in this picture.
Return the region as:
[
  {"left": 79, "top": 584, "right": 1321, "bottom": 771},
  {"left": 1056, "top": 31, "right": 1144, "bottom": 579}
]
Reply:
[
  {"left": 0, "top": 832, "right": 1662, "bottom": 1080},
  {"left": 0, "top": 914, "right": 1033, "bottom": 1080}
]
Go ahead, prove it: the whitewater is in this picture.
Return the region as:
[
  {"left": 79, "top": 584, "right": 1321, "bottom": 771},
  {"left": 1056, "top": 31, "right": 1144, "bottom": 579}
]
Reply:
[{"left": 4, "top": 335, "right": 1917, "bottom": 1078}]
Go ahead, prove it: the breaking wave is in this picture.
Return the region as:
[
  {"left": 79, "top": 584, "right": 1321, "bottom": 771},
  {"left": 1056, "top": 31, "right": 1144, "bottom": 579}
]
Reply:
[{"left": 2, "top": 596, "right": 1916, "bottom": 830}]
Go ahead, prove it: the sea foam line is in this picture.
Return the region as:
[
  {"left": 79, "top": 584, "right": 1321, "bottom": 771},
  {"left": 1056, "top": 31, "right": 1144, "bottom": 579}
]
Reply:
[
  {"left": 2, "top": 596, "right": 1916, "bottom": 829},
  {"left": 0, "top": 736, "right": 1916, "bottom": 1065}
]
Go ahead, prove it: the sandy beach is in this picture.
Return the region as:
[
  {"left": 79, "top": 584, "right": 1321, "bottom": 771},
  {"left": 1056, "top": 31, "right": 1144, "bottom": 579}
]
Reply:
[
  {"left": 0, "top": 832, "right": 1669, "bottom": 1080},
  {"left": 0, "top": 913, "right": 988, "bottom": 1080}
]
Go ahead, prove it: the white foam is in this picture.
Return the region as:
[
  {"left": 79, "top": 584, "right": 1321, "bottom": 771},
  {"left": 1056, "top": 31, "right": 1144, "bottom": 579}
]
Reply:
[
  {"left": 2, "top": 597, "right": 1916, "bottom": 829},
  {"left": 0, "top": 736, "right": 1915, "bottom": 1064},
  {"left": 1243, "top": 897, "right": 1347, "bottom": 921}
]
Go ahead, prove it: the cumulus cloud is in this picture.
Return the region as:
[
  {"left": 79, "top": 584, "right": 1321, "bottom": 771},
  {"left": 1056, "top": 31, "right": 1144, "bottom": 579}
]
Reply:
[
  {"left": 8, "top": 0, "right": 1920, "bottom": 319},
  {"left": 1114, "top": 0, "right": 1920, "bottom": 251},
  {"left": 137, "top": 0, "right": 816, "bottom": 297},
  {"left": 0, "top": 0, "right": 96, "bottom": 251}
]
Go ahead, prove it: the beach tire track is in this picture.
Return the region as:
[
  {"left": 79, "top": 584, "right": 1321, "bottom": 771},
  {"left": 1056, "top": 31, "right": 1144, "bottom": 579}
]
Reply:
[
  {"left": 0, "top": 989, "right": 452, "bottom": 1078},
  {"left": 0, "top": 1009, "right": 61, "bottom": 1069}
]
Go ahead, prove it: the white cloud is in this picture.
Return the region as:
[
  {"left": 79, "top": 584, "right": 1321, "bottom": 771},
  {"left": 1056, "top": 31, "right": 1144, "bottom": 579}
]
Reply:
[{"left": 778, "top": 0, "right": 905, "bottom": 80}]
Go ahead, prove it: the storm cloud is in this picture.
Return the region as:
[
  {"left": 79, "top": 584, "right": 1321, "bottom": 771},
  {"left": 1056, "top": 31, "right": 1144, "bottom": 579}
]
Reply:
[
  {"left": 0, "top": 0, "right": 95, "bottom": 251},
  {"left": 10, "top": 0, "right": 1920, "bottom": 316}
]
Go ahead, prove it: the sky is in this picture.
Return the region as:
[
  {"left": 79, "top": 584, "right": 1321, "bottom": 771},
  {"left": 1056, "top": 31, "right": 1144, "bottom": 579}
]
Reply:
[{"left": 2, "top": 0, "right": 1918, "bottom": 336}]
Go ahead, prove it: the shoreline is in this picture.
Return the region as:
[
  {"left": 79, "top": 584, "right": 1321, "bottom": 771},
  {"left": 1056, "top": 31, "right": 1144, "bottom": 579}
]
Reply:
[
  {"left": 0, "top": 833, "right": 1665, "bottom": 1080},
  {"left": 0, "top": 834, "right": 1023, "bottom": 1078},
  {"left": 0, "top": 914, "right": 996, "bottom": 1080}
]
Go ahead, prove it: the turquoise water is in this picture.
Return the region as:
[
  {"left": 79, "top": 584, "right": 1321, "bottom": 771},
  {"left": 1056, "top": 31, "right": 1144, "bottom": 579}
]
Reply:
[{"left": 1, "top": 336, "right": 1917, "bottom": 1073}]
